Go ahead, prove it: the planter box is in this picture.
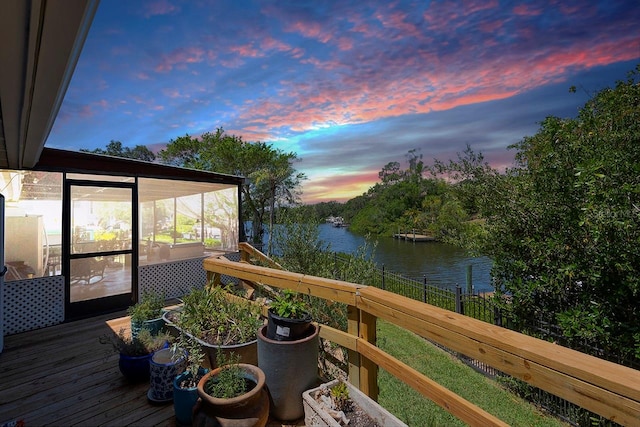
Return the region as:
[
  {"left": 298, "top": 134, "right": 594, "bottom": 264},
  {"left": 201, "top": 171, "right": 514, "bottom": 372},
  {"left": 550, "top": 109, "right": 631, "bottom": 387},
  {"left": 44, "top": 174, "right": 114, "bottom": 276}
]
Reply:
[
  {"left": 162, "top": 308, "right": 257, "bottom": 369},
  {"left": 302, "top": 379, "right": 407, "bottom": 427}
]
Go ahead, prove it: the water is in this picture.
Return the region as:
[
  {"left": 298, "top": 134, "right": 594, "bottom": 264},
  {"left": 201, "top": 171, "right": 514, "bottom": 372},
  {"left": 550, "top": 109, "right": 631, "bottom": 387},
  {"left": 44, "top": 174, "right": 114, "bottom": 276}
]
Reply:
[{"left": 318, "top": 224, "right": 494, "bottom": 294}]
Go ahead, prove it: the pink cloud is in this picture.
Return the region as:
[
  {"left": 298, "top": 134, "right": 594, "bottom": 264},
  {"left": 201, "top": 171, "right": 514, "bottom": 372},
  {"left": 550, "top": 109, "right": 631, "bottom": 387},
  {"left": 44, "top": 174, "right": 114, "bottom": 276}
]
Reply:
[
  {"left": 79, "top": 105, "right": 93, "bottom": 118},
  {"left": 155, "top": 46, "right": 205, "bottom": 72},
  {"left": 143, "top": 0, "right": 180, "bottom": 18},
  {"left": 229, "top": 43, "right": 262, "bottom": 58},
  {"left": 286, "top": 21, "right": 333, "bottom": 44},
  {"left": 512, "top": 4, "right": 543, "bottom": 16}
]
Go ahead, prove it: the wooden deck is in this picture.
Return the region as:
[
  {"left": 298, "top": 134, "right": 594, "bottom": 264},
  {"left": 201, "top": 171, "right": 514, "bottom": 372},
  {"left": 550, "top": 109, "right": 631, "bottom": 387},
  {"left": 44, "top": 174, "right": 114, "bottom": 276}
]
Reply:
[{"left": 0, "top": 311, "right": 303, "bottom": 427}]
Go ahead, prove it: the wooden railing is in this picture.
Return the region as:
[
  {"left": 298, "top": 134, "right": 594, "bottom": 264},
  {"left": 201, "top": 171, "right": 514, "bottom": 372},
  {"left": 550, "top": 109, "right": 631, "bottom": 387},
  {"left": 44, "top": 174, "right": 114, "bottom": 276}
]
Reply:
[{"left": 203, "top": 243, "right": 640, "bottom": 426}]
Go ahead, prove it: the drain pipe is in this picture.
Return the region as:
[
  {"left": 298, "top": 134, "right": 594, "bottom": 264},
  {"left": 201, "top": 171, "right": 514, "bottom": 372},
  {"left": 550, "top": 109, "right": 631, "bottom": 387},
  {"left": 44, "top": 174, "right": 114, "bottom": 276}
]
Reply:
[{"left": 0, "top": 194, "right": 5, "bottom": 353}]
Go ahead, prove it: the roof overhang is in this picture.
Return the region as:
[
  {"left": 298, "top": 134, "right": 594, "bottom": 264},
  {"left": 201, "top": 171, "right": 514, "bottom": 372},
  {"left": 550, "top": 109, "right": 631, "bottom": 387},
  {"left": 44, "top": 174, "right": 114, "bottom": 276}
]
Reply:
[
  {"left": 0, "top": 0, "right": 99, "bottom": 169},
  {"left": 34, "top": 147, "right": 245, "bottom": 187}
]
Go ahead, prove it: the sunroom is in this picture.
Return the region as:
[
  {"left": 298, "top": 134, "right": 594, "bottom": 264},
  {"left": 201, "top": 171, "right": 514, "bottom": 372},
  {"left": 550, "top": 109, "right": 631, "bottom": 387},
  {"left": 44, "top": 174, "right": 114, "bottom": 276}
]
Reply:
[{"left": 1, "top": 148, "right": 244, "bottom": 333}]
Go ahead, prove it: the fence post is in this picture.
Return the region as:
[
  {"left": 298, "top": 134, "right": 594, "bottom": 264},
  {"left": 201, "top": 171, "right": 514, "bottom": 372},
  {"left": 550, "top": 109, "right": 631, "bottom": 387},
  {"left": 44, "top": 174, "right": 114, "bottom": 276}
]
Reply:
[
  {"left": 422, "top": 275, "right": 427, "bottom": 303},
  {"left": 381, "top": 265, "right": 385, "bottom": 290},
  {"left": 455, "top": 285, "right": 463, "bottom": 315},
  {"left": 466, "top": 264, "right": 473, "bottom": 294},
  {"left": 494, "top": 306, "right": 502, "bottom": 327}
]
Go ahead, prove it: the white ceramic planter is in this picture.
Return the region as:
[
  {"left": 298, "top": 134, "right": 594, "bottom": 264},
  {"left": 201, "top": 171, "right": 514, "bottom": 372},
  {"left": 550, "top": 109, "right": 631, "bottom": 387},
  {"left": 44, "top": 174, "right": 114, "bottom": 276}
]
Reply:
[{"left": 302, "top": 379, "right": 407, "bottom": 427}]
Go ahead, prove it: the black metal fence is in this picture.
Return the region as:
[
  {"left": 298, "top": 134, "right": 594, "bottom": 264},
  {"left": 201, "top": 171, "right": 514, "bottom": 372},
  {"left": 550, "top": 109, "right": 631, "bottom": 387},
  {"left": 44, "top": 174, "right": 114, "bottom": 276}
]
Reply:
[{"left": 331, "top": 253, "right": 626, "bottom": 426}]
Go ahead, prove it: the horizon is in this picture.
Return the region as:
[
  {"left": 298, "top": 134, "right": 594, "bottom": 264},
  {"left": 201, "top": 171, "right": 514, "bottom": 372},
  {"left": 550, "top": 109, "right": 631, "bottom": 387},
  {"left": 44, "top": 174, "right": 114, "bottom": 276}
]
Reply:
[{"left": 45, "top": 0, "right": 640, "bottom": 204}]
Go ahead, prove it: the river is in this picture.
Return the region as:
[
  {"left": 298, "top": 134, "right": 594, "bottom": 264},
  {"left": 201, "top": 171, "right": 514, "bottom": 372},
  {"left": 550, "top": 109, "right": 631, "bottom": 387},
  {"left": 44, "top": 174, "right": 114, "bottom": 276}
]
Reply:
[{"left": 317, "top": 223, "right": 494, "bottom": 294}]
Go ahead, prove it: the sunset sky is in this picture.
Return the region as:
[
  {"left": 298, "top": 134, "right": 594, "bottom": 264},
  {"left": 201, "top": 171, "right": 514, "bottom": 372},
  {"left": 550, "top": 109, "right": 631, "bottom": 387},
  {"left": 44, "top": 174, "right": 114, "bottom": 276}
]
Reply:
[{"left": 45, "top": 0, "right": 640, "bottom": 204}]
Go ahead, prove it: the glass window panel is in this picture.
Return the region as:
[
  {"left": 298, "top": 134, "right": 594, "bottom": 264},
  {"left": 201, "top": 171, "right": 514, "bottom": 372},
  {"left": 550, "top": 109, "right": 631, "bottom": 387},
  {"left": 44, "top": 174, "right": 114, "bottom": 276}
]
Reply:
[
  {"left": 70, "top": 186, "right": 132, "bottom": 255},
  {"left": 138, "top": 178, "right": 239, "bottom": 263},
  {"left": 2, "top": 171, "right": 62, "bottom": 280}
]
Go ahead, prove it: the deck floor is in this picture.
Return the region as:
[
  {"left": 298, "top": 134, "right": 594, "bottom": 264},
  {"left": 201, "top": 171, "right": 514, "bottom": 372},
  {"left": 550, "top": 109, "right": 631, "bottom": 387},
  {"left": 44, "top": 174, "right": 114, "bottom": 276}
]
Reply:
[{"left": 0, "top": 311, "right": 304, "bottom": 426}]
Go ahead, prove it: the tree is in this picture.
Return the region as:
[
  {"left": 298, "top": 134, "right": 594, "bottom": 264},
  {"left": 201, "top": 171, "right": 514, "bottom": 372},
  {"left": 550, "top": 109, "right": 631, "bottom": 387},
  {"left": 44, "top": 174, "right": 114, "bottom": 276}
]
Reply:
[
  {"left": 477, "top": 66, "right": 640, "bottom": 363},
  {"left": 81, "top": 140, "right": 156, "bottom": 161},
  {"left": 158, "top": 128, "right": 305, "bottom": 247}
]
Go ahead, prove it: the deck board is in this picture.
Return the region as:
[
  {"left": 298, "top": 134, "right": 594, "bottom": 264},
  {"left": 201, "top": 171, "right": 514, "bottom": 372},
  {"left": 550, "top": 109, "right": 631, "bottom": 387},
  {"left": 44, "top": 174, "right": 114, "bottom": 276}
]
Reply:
[{"left": 0, "top": 311, "right": 304, "bottom": 427}]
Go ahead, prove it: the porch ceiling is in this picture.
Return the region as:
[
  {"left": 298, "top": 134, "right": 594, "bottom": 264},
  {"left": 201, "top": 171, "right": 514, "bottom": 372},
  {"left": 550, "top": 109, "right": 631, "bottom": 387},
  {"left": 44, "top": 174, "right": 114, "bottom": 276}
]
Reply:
[{"left": 0, "top": 0, "right": 99, "bottom": 170}]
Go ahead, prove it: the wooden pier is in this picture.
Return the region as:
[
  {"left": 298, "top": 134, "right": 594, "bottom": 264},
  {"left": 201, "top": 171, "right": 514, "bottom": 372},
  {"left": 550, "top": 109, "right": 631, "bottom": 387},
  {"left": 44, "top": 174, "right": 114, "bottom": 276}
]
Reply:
[{"left": 393, "top": 232, "right": 436, "bottom": 242}]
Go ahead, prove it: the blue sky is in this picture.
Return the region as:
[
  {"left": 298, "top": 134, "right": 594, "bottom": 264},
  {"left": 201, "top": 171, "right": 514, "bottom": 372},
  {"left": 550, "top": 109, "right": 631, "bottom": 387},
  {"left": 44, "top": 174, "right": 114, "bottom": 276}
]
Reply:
[{"left": 46, "top": 0, "right": 640, "bottom": 203}]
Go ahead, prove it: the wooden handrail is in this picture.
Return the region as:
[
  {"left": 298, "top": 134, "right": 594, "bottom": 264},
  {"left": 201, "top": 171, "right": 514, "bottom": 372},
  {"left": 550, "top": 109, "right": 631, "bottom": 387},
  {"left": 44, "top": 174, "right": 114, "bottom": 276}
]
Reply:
[{"left": 203, "top": 249, "right": 640, "bottom": 426}]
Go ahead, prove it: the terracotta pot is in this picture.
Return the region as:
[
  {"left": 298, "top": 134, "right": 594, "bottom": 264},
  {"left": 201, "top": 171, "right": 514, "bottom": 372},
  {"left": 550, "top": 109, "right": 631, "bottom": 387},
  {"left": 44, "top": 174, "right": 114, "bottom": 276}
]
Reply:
[{"left": 193, "top": 363, "right": 269, "bottom": 427}]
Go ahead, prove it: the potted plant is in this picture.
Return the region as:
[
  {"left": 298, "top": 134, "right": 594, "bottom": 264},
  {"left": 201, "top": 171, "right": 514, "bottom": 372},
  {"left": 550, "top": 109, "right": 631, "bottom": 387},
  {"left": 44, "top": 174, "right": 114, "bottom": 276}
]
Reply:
[
  {"left": 100, "top": 328, "right": 171, "bottom": 383},
  {"left": 173, "top": 332, "right": 208, "bottom": 426},
  {"left": 266, "top": 289, "right": 313, "bottom": 341},
  {"left": 303, "top": 378, "right": 407, "bottom": 427},
  {"left": 128, "top": 290, "right": 166, "bottom": 338},
  {"left": 149, "top": 344, "right": 187, "bottom": 403},
  {"left": 192, "top": 353, "right": 269, "bottom": 427},
  {"left": 257, "top": 321, "right": 319, "bottom": 421},
  {"left": 170, "top": 286, "right": 263, "bottom": 368}
]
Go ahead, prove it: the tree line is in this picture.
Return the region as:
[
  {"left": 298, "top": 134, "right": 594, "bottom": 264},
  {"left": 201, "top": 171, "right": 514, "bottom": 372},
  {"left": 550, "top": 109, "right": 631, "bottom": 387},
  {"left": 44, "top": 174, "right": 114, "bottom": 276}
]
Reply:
[{"left": 292, "top": 66, "right": 640, "bottom": 365}]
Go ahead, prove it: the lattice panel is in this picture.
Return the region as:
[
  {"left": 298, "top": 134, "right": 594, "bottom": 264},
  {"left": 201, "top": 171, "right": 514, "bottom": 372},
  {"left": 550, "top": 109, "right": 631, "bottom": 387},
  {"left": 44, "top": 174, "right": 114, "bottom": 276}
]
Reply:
[
  {"left": 4, "top": 276, "right": 65, "bottom": 335},
  {"left": 138, "top": 257, "right": 208, "bottom": 300}
]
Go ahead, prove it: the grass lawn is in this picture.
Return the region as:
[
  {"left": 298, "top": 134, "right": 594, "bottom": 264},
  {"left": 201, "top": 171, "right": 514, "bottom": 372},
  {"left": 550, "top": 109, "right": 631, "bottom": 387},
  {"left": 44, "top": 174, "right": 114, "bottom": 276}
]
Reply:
[{"left": 376, "top": 320, "right": 568, "bottom": 427}]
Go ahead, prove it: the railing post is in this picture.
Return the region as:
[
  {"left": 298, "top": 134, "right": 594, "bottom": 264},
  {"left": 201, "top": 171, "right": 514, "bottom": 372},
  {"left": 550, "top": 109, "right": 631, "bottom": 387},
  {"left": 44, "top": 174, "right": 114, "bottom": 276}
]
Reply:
[
  {"left": 206, "top": 270, "right": 221, "bottom": 291},
  {"left": 381, "top": 265, "right": 385, "bottom": 290},
  {"left": 422, "top": 275, "right": 427, "bottom": 303},
  {"left": 466, "top": 264, "right": 473, "bottom": 294},
  {"left": 347, "top": 304, "right": 360, "bottom": 388},
  {"left": 359, "top": 310, "right": 379, "bottom": 401},
  {"left": 455, "top": 285, "right": 463, "bottom": 315},
  {"left": 347, "top": 304, "right": 378, "bottom": 401}
]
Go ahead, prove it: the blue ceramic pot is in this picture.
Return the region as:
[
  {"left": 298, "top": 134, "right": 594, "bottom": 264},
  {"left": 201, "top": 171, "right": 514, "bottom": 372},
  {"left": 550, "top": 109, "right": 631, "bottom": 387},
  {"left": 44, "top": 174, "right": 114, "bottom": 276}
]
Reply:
[
  {"left": 173, "top": 369, "right": 208, "bottom": 426},
  {"left": 119, "top": 341, "right": 169, "bottom": 382},
  {"left": 149, "top": 347, "right": 187, "bottom": 402},
  {"left": 119, "top": 352, "right": 153, "bottom": 382}
]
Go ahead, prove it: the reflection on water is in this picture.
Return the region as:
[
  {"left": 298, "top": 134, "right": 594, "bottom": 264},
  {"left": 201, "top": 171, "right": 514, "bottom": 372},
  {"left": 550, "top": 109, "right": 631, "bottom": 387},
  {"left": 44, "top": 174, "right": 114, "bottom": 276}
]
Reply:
[{"left": 318, "top": 224, "right": 494, "bottom": 293}]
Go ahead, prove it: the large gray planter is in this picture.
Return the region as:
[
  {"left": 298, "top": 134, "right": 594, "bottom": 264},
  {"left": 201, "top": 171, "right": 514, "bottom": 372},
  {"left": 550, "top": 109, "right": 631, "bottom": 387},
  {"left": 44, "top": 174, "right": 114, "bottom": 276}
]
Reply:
[
  {"left": 257, "top": 323, "right": 319, "bottom": 421},
  {"left": 162, "top": 308, "right": 257, "bottom": 369},
  {"left": 303, "top": 379, "right": 407, "bottom": 427}
]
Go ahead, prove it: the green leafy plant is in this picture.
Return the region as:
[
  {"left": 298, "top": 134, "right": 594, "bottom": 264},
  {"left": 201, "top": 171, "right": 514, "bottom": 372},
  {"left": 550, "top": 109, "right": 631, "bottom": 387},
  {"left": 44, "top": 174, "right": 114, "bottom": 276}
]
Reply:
[
  {"left": 269, "top": 289, "right": 309, "bottom": 319},
  {"left": 176, "top": 331, "right": 207, "bottom": 389},
  {"left": 127, "top": 291, "right": 165, "bottom": 323},
  {"left": 330, "top": 380, "right": 351, "bottom": 412},
  {"left": 176, "top": 285, "right": 263, "bottom": 346},
  {"left": 100, "top": 328, "right": 170, "bottom": 356},
  {"left": 204, "top": 352, "right": 249, "bottom": 399}
]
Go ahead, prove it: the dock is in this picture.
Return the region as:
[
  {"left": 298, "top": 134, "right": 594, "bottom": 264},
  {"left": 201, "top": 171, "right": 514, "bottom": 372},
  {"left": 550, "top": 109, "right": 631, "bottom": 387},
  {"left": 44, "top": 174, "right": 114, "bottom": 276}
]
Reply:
[{"left": 393, "top": 232, "right": 436, "bottom": 242}]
